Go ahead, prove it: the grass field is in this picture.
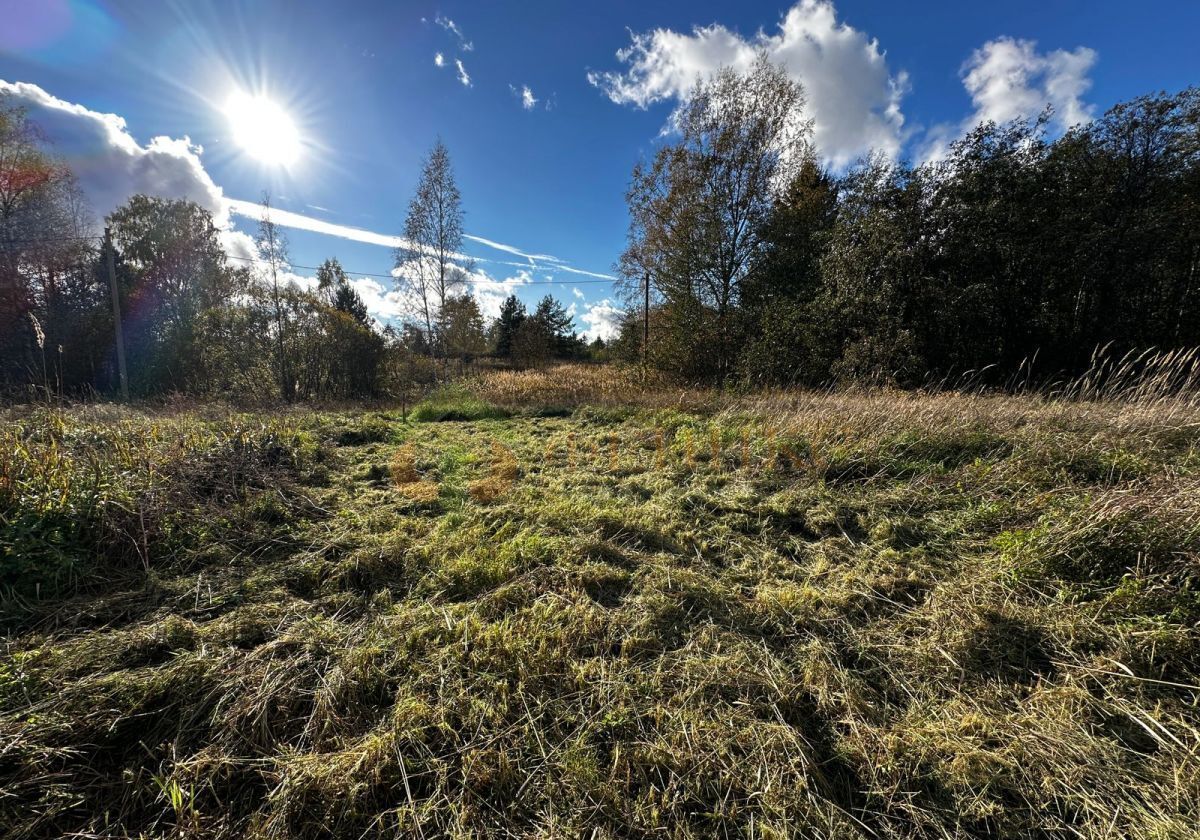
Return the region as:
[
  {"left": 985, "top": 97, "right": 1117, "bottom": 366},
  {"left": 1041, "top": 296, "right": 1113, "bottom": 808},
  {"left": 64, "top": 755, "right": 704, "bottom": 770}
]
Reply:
[{"left": 2, "top": 366, "right": 1199, "bottom": 838}]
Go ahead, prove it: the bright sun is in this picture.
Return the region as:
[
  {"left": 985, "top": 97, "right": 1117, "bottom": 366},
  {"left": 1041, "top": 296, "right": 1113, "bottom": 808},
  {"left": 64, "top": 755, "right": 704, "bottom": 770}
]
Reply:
[{"left": 224, "top": 92, "right": 301, "bottom": 167}]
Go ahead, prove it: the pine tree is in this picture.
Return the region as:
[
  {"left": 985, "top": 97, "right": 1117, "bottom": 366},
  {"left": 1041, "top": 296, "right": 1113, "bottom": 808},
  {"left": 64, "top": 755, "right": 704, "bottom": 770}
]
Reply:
[
  {"left": 493, "top": 294, "right": 526, "bottom": 357},
  {"left": 333, "top": 282, "right": 370, "bottom": 327}
]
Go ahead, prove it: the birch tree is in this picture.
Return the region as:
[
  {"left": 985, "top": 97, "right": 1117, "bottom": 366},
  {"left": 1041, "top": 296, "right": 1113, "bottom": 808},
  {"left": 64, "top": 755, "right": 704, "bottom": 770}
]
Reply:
[
  {"left": 257, "top": 192, "right": 292, "bottom": 400},
  {"left": 618, "top": 54, "right": 810, "bottom": 380},
  {"left": 394, "top": 139, "right": 467, "bottom": 369}
]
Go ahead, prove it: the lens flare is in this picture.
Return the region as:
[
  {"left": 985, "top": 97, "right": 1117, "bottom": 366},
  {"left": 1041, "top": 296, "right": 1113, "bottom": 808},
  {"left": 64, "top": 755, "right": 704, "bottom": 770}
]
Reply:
[{"left": 224, "top": 91, "right": 301, "bottom": 167}]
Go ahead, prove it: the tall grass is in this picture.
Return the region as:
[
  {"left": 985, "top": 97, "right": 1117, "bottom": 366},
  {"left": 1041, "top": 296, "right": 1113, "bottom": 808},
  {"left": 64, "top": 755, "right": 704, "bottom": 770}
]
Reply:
[
  {"left": 465, "top": 347, "right": 1200, "bottom": 419},
  {"left": 1052, "top": 345, "right": 1200, "bottom": 405},
  {"left": 466, "top": 363, "right": 716, "bottom": 412},
  {"left": 0, "top": 408, "right": 322, "bottom": 600}
]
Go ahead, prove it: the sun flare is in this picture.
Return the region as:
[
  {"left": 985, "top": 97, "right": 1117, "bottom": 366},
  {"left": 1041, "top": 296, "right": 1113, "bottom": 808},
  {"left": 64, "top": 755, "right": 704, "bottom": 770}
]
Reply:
[{"left": 224, "top": 91, "right": 301, "bottom": 167}]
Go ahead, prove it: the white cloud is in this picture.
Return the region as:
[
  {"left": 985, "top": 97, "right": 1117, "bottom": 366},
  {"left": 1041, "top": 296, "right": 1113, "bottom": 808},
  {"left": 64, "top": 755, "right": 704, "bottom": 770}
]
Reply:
[
  {"left": 579, "top": 299, "right": 624, "bottom": 341},
  {"left": 227, "top": 198, "right": 411, "bottom": 250},
  {"left": 435, "top": 15, "right": 473, "bottom": 51},
  {"left": 275, "top": 259, "right": 609, "bottom": 334},
  {"left": 348, "top": 276, "right": 408, "bottom": 321},
  {"left": 1, "top": 80, "right": 615, "bottom": 286},
  {"left": 433, "top": 53, "right": 470, "bottom": 88},
  {"left": 490, "top": 258, "right": 614, "bottom": 281},
  {"left": 588, "top": 0, "right": 908, "bottom": 167},
  {"left": 434, "top": 16, "right": 462, "bottom": 39},
  {"left": 921, "top": 37, "right": 1097, "bottom": 161},
  {"left": 545, "top": 264, "right": 616, "bottom": 281},
  {"left": 375, "top": 259, "right": 529, "bottom": 325},
  {"left": 467, "top": 267, "right": 534, "bottom": 319},
  {"left": 511, "top": 84, "right": 537, "bottom": 110},
  {"left": 220, "top": 229, "right": 260, "bottom": 264},
  {"left": 455, "top": 59, "right": 471, "bottom": 88},
  {"left": 279, "top": 269, "right": 317, "bottom": 294},
  {"left": 962, "top": 37, "right": 1096, "bottom": 129},
  {"left": 463, "top": 233, "right": 558, "bottom": 263},
  {"left": 247, "top": 268, "right": 404, "bottom": 330},
  {"left": 0, "top": 79, "right": 228, "bottom": 224},
  {"left": 389, "top": 258, "right": 536, "bottom": 322},
  {"left": 230, "top": 204, "right": 618, "bottom": 279},
  {"left": 572, "top": 287, "right": 585, "bottom": 300}
]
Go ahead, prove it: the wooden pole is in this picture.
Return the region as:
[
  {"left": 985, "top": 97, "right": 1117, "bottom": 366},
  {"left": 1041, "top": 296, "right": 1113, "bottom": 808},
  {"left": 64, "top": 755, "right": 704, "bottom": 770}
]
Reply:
[
  {"left": 642, "top": 272, "right": 650, "bottom": 375},
  {"left": 105, "top": 226, "right": 129, "bottom": 401}
]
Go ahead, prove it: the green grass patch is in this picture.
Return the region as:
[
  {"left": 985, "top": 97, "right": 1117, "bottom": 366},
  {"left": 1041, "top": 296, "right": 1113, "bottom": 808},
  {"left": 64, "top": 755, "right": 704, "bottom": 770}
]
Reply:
[
  {"left": 333, "top": 413, "right": 398, "bottom": 445},
  {"left": 410, "top": 385, "right": 511, "bottom": 422}
]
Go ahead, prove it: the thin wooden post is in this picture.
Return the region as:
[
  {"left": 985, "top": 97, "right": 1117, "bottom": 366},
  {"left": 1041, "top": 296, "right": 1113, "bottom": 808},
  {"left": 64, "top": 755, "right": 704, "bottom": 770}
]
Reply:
[
  {"left": 642, "top": 272, "right": 650, "bottom": 376},
  {"left": 105, "top": 226, "right": 129, "bottom": 400}
]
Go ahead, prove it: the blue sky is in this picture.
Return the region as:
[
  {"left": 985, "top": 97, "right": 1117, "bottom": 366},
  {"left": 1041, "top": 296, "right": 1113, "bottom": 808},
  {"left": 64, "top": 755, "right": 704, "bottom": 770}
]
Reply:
[{"left": 2, "top": 0, "right": 1198, "bottom": 338}]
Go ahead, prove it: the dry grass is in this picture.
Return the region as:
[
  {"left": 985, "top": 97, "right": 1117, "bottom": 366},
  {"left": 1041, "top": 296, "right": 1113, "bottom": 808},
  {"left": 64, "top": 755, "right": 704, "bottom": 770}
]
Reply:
[
  {"left": 2, "top": 367, "right": 1199, "bottom": 838},
  {"left": 466, "top": 363, "right": 717, "bottom": 412},
  {"left": 468, "top": 441, "right": 521, "bottom": 503}
]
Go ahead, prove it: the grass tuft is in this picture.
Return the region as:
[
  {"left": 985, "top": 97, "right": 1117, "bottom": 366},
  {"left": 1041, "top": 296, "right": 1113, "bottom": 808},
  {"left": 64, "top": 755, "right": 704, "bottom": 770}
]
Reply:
[{"left": 410, "top": 385, "right": 510, "bottom": 422}]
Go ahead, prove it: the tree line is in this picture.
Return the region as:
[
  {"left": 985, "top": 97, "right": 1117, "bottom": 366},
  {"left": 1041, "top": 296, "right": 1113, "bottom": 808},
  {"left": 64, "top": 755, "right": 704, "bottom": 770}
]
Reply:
[
  {"left": 9, "top": 64, "right": 1195, "bottom": 400},
  {"left": 0, "top": 106, "right": 593, "bottom": 400},
  {"left": 610, "top": 56, "right": 1200, "bottom": 385}
]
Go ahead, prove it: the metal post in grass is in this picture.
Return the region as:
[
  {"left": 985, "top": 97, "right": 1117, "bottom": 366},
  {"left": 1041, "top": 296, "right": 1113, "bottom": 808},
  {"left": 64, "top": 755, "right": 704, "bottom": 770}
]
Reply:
[{"left": 105, "top": 226, "right": 129, "bottom": 401}]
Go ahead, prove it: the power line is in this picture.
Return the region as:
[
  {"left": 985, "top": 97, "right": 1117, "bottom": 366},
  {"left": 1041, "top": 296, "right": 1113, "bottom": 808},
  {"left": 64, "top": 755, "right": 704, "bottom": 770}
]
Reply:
[
  {"left": 224, "top": 250, "right": 614, "bottom": 284},
  {"left": 0, "top": 234, "right": 104, "bottom": 245},
  {"left": 1, "top": 234, "right": 616, "bottom": 285}
]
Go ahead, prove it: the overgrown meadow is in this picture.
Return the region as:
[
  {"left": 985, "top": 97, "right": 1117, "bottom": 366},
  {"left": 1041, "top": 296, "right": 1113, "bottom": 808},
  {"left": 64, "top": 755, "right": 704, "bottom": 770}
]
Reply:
[{"left": 2, "top": 365, "right": 1198, "bottom": 838}]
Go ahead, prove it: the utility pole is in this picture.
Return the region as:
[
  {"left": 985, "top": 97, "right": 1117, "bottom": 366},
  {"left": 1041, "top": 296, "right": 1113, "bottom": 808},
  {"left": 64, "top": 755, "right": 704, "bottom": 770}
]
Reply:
[
  {"left": 642, "top": 271, "right": 650, "bottom": 376},
  {"left": 105, "top": 226, "right": 129, "bottom": 401}
]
